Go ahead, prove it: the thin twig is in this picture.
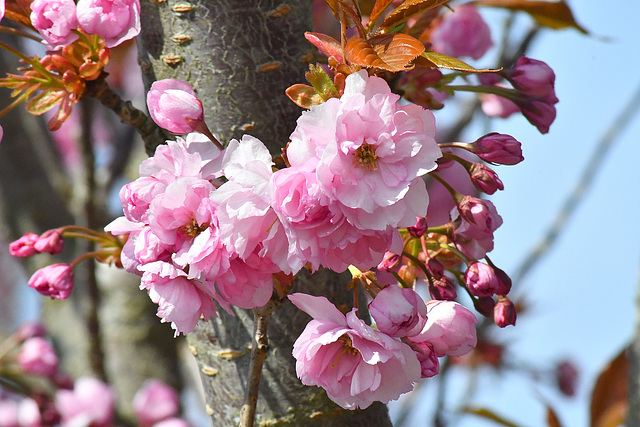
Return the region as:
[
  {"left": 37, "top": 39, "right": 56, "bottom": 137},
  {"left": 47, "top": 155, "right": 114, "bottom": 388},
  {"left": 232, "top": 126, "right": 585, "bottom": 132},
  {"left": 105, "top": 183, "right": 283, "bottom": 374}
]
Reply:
[
  {"left": 513, "top": 80, "right": 640, "bottom": 284},
  {"left": 239, "top": 297, "right": 282, "bottom": 427},
  {"left": 84, "top": 76, "right": 168, "bottom": 156}
]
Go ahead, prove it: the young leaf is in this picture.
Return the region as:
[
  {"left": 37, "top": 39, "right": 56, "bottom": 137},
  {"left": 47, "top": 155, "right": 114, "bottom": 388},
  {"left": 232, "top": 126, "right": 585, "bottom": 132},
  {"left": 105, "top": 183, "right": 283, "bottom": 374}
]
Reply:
[
  {"left": 305, "top": 64, "right": 340, "bottom": 101},
  {"left": 590, "top": 347, "right": 628, "bottom": 427},
  {"left": 368, "top": 0, "right": 396, "bottom": 28},
  {"left": 381, "top": 0, "right": 452, "bottom": 31},
  {"left": 346, "top": 34, "right": 425, "bottom": 72},
  {"left": 25, "top": 90, "right": 64, "bottom": 116},
  {"left": 461, "top": 407, "right": 521, "bottom": 427},
  {"left": 472, "top": 0, "right": 588, "bottom": 34},
  {"left": 305, "top": 32, "right": 344, "bottom": 63},
  {"left": 285, "top": 84, "right": 324, "bottom": 109},
  {"left": 421, "top": 52, "right": 500, "bottom": 72},
  {"left": 324, "top": 0, "right": 363, "bottom": 29}
]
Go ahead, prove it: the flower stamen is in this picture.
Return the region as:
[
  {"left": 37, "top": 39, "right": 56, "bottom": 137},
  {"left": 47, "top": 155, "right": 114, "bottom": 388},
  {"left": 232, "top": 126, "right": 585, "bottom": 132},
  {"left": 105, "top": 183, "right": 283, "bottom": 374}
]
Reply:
[{"left": 353, "top": 141, "right": 378, "bottom": 171}]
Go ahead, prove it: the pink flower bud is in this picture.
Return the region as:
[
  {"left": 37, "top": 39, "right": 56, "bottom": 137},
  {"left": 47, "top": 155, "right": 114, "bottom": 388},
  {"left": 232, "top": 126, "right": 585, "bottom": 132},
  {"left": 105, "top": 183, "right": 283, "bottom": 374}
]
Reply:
[
  {"left": 147, "top": 79, "right": 205, "bottom": 134},
  {"left": 370, "top": 286, "right": 427, "bottom": 338},
  {"left": 18, "top": 337, "right": 58, "bottom": 377},
  {"left": 154, "top": 418, "right": 190, "bottom": 427},
  {"left": 472, "top": 133, "right": 524, "bottom": 165},
  {"left": 493, "top": 296, "right": 516, "bottom": 328},
  {"left": 428, "top": 276, "right": 457, "bottom": 301},
  {"left": 480, "top": 93, "right": 520, "bottom": 119},
  {"left": 30, "top": 0, "right": 79, "bottom": 50},
  {"left": 469, "top": 163, "right": 504, "bottom": 195},
  {"left": 505, "top": 56, "right": 556, "bottom": 98},
  {"left": 430, "top": 5, "right": 492, "bottom": 60},
  {"left": 451, "top": 198, "right": 502, "bottom": 260},
  {"left": 412, "top": 300, "right": 477, "bottom": 357},
  {"left": 34, "top": 230, "right": 64, "bottom": 255},
  {"left": 377, "top": 251, "right": 401, "bottom": 272},
  {"left": 412, "top": 341, "right": 439, "bottom": 378},
  {"left": 9, "top": 233, "right": 40, "bottom": 257},
  {"left": 426, "top": 258, "right": 444, "bottom": 280},
  {"left": 473, "top": 296, "right": 495, "bottom": 317},
  {"left": 27, "top": 263, "right": 74, "bottom": 300},
  {"left": 76, "top": 0, "right": 141, "bottom": 48},
  {"left": 408, "top": 216, "right": 428, "bottom": 238},
  {"left": 56, "top": 377, "right": 114, "bottom": 427},
  {"left": 477, "top": 72, "right": 501, "bottom": 86},
  {"left": 457, "top": 196, "right": 500, "bottom": 233},
  {"left": 464, "top": 262, "right": 510, "bottom": 297},
  {"left": 16, "top": 322, "right": 48, "bottom": 342},
  {"left": 555, "top": 360, "right": 579, "bottom": 397},
  {"left": 516, "top": 91, "right": 558, "bottom": 134},
  {"left": 133, "top": 380, "right": 180, "bottom": 427}
]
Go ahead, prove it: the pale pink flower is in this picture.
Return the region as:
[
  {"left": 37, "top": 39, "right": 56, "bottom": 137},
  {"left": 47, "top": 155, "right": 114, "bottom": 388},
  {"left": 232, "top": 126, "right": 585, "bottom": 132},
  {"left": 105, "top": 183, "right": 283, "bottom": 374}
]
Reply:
[
  {"left": 0, "top": 2, "right": 4, "bottom": 22},
  {"left": 147, "top": 80, "right": 204, "bottom": 134},
  {"left": 430, "top": 5, "right": 492, "bottom": 60},
  {"left": 369, "top": 286, "right": 427, "bottom": 338},
  {"left": 119, "top": 176, "right": 167, "bottom": 223},
  {"left": 17, "top": 398, "right": 41, "bottom": 427},
  {"left": 133, "top": 380, "right": 180, "bottom": 427},
  {"left": 76, "top": 0, "right": 140, "bottom": 47},
  {"left": 410, "top": 300, "right": 477, "bottom": 357},
  {"left": 288, "top": 293, "right": 420, "bottom": 410},
  {"left": 139, "top": 261, "right": 218, "bottom": 336},
  {"left": 17, "top": 337, "right": 58, "bottom": 377},
  {"left": 287, "top": 70, "right": 441, "bottom": 231},
  {"left": 55, "top": 377, "right": 114, "bottom": 427},
  {"left": 30, "top": 0, "right": 79, "bottom": 50},
  {"left": 34, "top": 229, "right": 64, "bottom": 255},
  {"left": 9, "top": 233, "right": 40, "bottom": 258},
  {"left": 480, "top": 93, "right": 519, "bottom": 118},
  {"left": 27, "top": 263, "right": 74, "bottom": 300},
  {"left": 212, "top": 251, "right": 275, "bottom": 309},
  {"left": 153, "top": 419, "right": 190, "bottom": 427},
  {"left": 0, "top": 400, "right": 19, "bottom": 427}
]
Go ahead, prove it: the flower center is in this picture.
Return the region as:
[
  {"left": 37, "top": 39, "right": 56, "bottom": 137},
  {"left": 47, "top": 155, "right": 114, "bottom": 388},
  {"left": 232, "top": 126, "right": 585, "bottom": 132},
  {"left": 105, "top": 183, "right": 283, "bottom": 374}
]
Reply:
[
  {"left": 180, "top": 218, "right": 209, "bottom": 238},
  {"left": 353, "top": 141, "right": 378, "bottom": 171}
]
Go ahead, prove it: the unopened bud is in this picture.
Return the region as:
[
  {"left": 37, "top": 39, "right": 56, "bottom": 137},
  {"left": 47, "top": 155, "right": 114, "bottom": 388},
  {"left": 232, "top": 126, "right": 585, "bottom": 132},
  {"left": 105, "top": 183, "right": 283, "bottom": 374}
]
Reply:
[
  {"left": 472, "top": 133, "right": 524, "bottom": 165},
  {"left": 469, "top": 163, "right": 504, "bottom": 195},
  {"left": 35, "top": 229, "right": 64, "bottom": 255},
  {"left": 473, "top": 296, "right": 495, "bottom": 317},
  {"left": 9, "top": 233, "right": 40, "bottom": 257},
  {"left": 426, "top": 258, "right": 444, "bottom": 280},
  {"left": 377, "top": 252, "right": 401, "bottom": 272},
  {"left": 429, "top": 276, "right": 457, "bottom": 301},
  {"left": 464, "top": 262, "right": 510, "bottom": 297},
  {"left": 493, "top": 296, "right": 516, "bottom": 328},
  {"left": 408, "top": 216, "right": 428, "bottom": 238}
]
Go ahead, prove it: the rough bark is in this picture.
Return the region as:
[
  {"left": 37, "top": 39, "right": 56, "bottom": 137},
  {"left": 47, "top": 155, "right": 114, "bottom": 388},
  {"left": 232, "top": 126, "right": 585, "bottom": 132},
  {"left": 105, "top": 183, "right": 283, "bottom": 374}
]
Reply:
[{"left": 137, "top": 1, "right": 393, "bottom": 425}]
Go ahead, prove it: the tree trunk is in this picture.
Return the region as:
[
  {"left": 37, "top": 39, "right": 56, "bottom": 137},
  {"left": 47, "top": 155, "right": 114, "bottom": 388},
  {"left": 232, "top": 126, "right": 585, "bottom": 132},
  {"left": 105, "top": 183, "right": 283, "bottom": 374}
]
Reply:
[{"left": 137, "top": 1, "right": 393, "bottom": 425}]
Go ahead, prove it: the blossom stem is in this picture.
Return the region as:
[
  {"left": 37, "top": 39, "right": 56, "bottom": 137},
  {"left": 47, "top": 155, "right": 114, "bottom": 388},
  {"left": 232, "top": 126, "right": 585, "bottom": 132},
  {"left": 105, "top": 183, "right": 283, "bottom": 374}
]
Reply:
[
  {"left": 240, "top": 297, "right": 281, "bottom": 427},
  {"left": 69, "top": 249, "right": 117, "bottom": 269},
  {"left": 446, "top": 84, "right": 519, "bottom": 100},
  {"left": 0, "top": 26, "right": 43, "bottom": 43},
  {"left": 429, "top": 172, "right": 462, "bottom": 204}
]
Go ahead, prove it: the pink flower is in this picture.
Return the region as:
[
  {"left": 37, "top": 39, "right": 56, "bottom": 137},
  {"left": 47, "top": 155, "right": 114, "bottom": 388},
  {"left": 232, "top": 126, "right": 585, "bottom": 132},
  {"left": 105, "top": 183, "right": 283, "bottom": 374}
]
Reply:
[
  {"left": 76, "top": 0, "right": 140, "bottom": 47},
  {"left": 0, "top": 1, "right": 4, "bottom": 22},
  {"left": 153, "top": 419, "right": 190, "bottom": 427},
  {"left": 505, "top": 56, "right": 556, "bottom": 98},
  {"left": 369, "top": 286, "right": 427, "bottom": 338},
  {"left": 212, "top": 251, "right": 275, "bottom": 309},
  {"left": 139, "top": 261, "right": 219, "bottom": 336},
  {"left": 133, "top": 380, "right": 180, "bottom": 427},
  {"left": 480, "top": 93, "right": 519, "bottom": 118},
  {"left": 471, "top": 133, "right": 524, "bottom": 165},
  {"left": 27, "top": 263, "right": 74, "bottom": 300},
  {"left": 55, "top": 377, "right": 114, "bottom": 427},
  {"left": 9, "top": 233, "right": 40, "bottom": 257},
  {"left": 288, "top": 293, "right": 420, "bottom": 410},
  {"left": 17, "top": 337, "right": 58, "bottom": 377},
  {"left": 147, "top": 79, "right": 204, "bottom": 134},
  {"left": 34, "top": 229, "right": 64, "bottom": 255},
  {"left": 287, "top": 70, "right": 441, "bottom": 231},
  {"left": 410, "top": 300, "right": 477, "bottom": 357},
  {"left": 430, "top": 5, "right": 492, "bottom": 60},
  {"left": 15, "top": 322, "right": 47, "bottom": 342},
  {"left": 0, "top": 400, "right": 19, "bottom": 427},
  {"left": 16, "top": 399, "right": 41, "bottom": 427},
  {"left": 464, "top": 262, "right": 510, "bottom": 297},
  {"left": 30, "top": 0, "right": 79, "bottom": 50},
  {"left": 451, "top": 197, "right": 503, "bottom": 260}
]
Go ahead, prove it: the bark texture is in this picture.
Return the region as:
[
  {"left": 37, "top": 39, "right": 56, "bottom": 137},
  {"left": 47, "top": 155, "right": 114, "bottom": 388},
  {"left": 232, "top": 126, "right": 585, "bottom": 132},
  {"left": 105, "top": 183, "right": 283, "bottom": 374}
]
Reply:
[{"left": 137, "top": 1, "right": 393, "bottom": 425}]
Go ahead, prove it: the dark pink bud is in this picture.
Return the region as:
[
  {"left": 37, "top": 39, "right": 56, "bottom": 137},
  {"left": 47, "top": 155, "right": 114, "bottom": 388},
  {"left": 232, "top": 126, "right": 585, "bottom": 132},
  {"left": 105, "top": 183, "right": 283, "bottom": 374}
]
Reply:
[
  {"left": 147, "top": 79, "right": 205, "bottom": 134},
  {"left": 472, "top": 133, "right": 524, "bottom": 165},
  {"left": 493, "top": 296, "right": 516, "bottom": 328},
  {"left": 555, "top": 360, "right": 579, "bottom": 397},
  {"left": 429, "top": 276, "right": 457, "bottom": 301},
  {"left": 18, "top": 337, "right": 58, "bottom": 377},
  {"left": 27, "top": 263, "right": 74, "bottom": 300},
  {"left": 469, "top": 163, "right": 504, "bottom": 195},
  {"left": 426, "top": 258, "right": 444, "bottom": 280},
  {"left": 9, "top": 233, "right": 40, "bottom": 257},
  {"left": 505, "top": 56, "right": 555, "bottom": 98},
  {"left": 16, "top": 322, "right": 47, "bottom": 342},
  {"left": 34, "top": 229, "right": 64, "bottom": 255},
  {"left": 377, "top": 251, "right": 401, "bottom": 272},
  {"left": 408, "top": 216, "right": 428, "bottom": 238},
  {"left": 457, "top": 196, "right": 498, "bottom": 232},
  {"left": 411, "top": 341, "right": 440, "bottom": 378},
  {"left": 514, "top": 92, "right": 558, "bottom": 134},
  {"left": 473, "top": 296, "right": 495, "bottom": 317},
  {"left": 464, "top": 262, "right": 510, "bottom": 297}
]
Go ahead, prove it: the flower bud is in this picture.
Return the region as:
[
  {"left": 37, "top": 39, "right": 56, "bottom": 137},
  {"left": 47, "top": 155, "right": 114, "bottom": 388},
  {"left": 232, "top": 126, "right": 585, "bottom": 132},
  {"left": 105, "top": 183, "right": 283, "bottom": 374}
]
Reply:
[
  {"left": 412, "top": 300, "right": 478, "bottom": 357},
  {"left": 504, "top": 56, "right": 555, "bottom": 98},
  {"left": 555, "top": 360, "right": 579, "bottom": 397},
  {"left": 16, "top": 322, "right": 47, "bottom": 342},
  {"left": 428, "top": 276, "right": 457, "bottom": 301},
  {"left": 18, "top": 337, "right": 58, "bottom": 377},
  {"left": 411, "top": 341, "right": 439, "bottom": 378},
  {"left": 56, "top": 377, "right": 115, "bottom": 427},
  {"left": 457, "top": 196, "right": 499, "bottom": 232},
  {"left": 469, "top": 163, "right": 504, "bottom": 195},
  {"left": 464, "top": 262, "right": 510, "bottom": 297},
  {"left": 408, "top": 216, "right": 428, "bottom": 238},
  {"left": 472, "top": 133, "right": 524, "bottom": 165},
  {"left": 9, "top": 233, "right": 40, "bottom": 257},
  {"left": 473, "top": 296, "right": 495, "bottom": 317},
  {"left": 34, "top": 229, "right": 64, "bottom": 255},
  {"left": 514, "top": 92, "right": 558, "bottom": 134},
  {"left": 27, "top": 263, "right": 74, "bottom": 300},
  {"left": 493, "top": 296, "right": 516, "bottom": 327},
  {"left": 377, "top": 251, "right": 401, "bottom": 272},
  {"left": 426, "top": 258, "right": 444, "bottom": 280},
  {"left": 147, "top": 79, "right": 205, "bottom": 134},
  {"left": 430, "top": 5, "right": 492, "bottom": 60},
  {"left": 133, "top": 379, "right": 180, "bottom": 427},
  {"left": 370, "top": 286, "right": 427, "bottom": 338}
]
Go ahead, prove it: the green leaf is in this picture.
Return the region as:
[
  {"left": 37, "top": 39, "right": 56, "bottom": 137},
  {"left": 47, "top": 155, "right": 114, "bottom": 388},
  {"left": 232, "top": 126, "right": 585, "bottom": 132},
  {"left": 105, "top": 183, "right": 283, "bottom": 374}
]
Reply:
[
  {"left": 472, "top": 0, "right": 588, "bottom": 34},
  {"left": 305, "top": 64, "right": 340, "bottom": 101},
  {"left": 421, "top": 52, "right": 501, "bottom": 73},
  {"left": 26, "top": 90, "right": 63, "bottom": 116}
]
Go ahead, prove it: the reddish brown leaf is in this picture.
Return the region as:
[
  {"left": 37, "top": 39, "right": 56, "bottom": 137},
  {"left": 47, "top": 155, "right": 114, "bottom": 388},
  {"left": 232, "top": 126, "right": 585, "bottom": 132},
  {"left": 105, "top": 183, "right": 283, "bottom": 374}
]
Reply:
[
  {"left": 346, "top": 34, "right": 425, "bottom": 72},
  {"left": 305, "top": 32, "right": 344, "bottom": 62},
  {"left": 368, "top": 0, "right": 396, "bottom": 27},
  {"left": 546, "top": 405, "right": 563, "bottom": 427},
  {"left": 382, "top": 0, "right": 452, "bottom": 31},
  {"left": 285, "top": 84, "right": 323, "bottom": 109},
  {"left": 473, "top": 0, "right": 588, "bottom": 33},
  {"left": 461, "top": 407, "right": 520, "bottom": 427},
  {"left": 590, "top": 347, "right": 628, "bottom": 427},
  {"left": 421, "top": 52, "right": 500, "bottom": 72},
  {"left": 324, "top": 0, "right": 363, "bottom": 28}
]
